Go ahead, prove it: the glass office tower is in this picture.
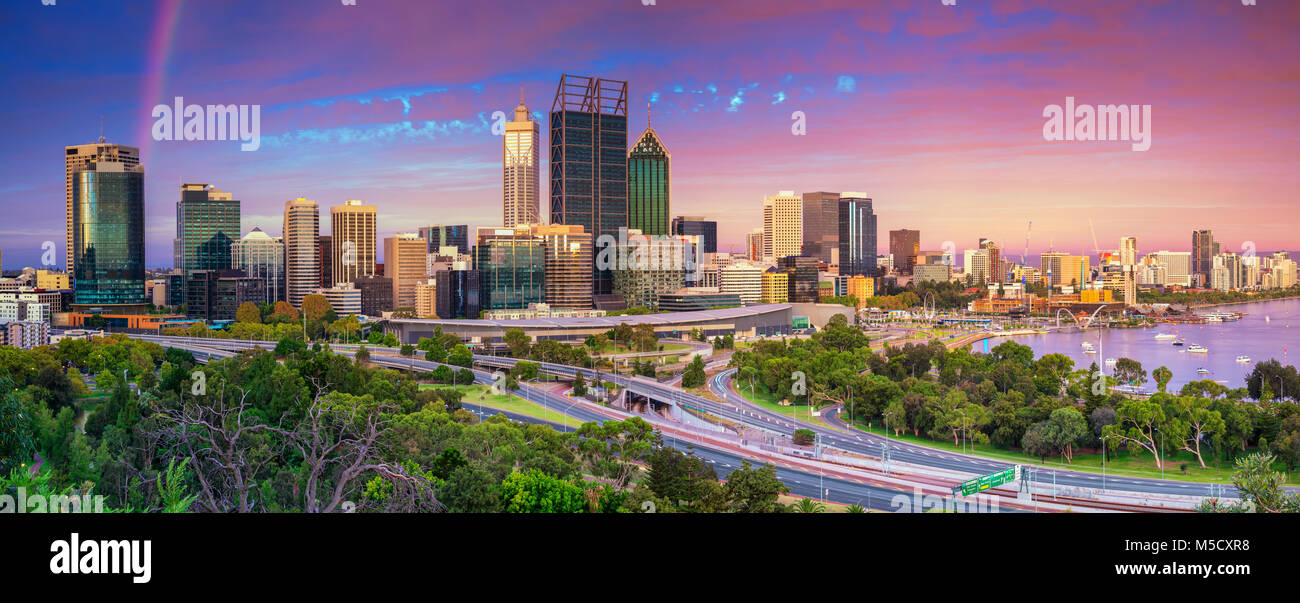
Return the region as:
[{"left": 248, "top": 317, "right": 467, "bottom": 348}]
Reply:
[
  {"left": 627, "top": 116, "right": 670, "bottom": 236},
  {"left": 474, "top": 226, "right": 544, "bottom": 310},
  {"left": 174, "top": 183, "right": 240, "bottom": 276},
  {"left": 418, "top": 225, "right": 469, "bottom": 255},
  {"left": 72, "top": 159, "right": 147, "bottom": 311},
  {"left": 838, "top": 195, "right": 878, "bottom": 277},
  {"left": 550, "top": 74, "right": 628, "bottom": 295}
]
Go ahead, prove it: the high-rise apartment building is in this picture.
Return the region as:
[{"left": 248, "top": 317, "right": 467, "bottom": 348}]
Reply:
[
  {"left": 889, "top": 229, "right": 920, "bottom": 275},
  {"left": 66, "top": 139, "right": 140, "bottom": 275},
  {"left": 385, "top": 233, "right": 428, "bottom": 311},
  {"left": 762, "top": 191, "right": 802, "bottom": 261},
  {"left": 504, "top": 96, "right": 540, "bottom": 227},
  {"left": 174, "top": 183, "right": 240, "bottom": 279},
  {"left": 627, "top": 112, "right": 670, "bottom": 236},
  {"left": 1119, "top": 236, "right": 1138, "bottom": 266},
  {"left": 801, "top": 191, "right": 840, "bottom": 265},
  {"left": 838, "top": 194, "right": 877, "bottom": 277},
  {"left": 71, "top": 153, "right": 147, "bottom": 312},
  {"left": 550, "top": 74, "right": 628, "bottom": 295},
  {"left": 1145, "top": 251, "right": 1192, "bottom": 287},
  {"left": 331, "top": 200, "right": 378, "bottom": 284},
  {"left": 283, "top": 198, "right": 320, "bottom": 309},
  {"left": 232, "top": 227, "right": 285, "bottom": 304},
  {"left": 747, "top": 228, "right": 765, "bottom": 262}
]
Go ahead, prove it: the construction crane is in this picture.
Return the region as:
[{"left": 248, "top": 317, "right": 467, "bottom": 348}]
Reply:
[{"left": 1021, "top": 220, "right": 1032, "bottom": 286}]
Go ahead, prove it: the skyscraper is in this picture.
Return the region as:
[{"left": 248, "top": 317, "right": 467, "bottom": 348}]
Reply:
[
  {"left": 384, "top": 233, "right": 428, "bottom": 310},
  {"left": 801, "top": 191, "right": 840, "bottom": 265},
  {"left": 671, "top": 216, "right": 717, "bottom": 254},
  {"left": 318, "top": 235, "right": 332, "bottom": 289},
  {"left": 331, "top": 200, "right": 378, "bottom": 284},
  {"left": 550, "top": 74, "right": 628, "bottom": 295},
  {"left": 889, "top": 229, "right": 920, "bottom": 275},
  {"left": 174, "top": 183, "right": 239, "bottom": 277},
  {"left": 232, "top": 227, "right": 285, "bottom": 304},
  {"left": 1119, "top": 236, "right": 1138, "bottom": 266},
  {"left": 504, "top": 95, "right": 540, "bottom": 227},
  {"left": 66, "top": 138, "right": 140, "bottom": 275},
  {"left": 627, "top": 109, "right": 670, "bottom": 236},
  {"left": 70, "top": 153, "right": 146, "bottom": 312},
  {"left": 837, "top": 194, "right": 877, "bottom": 277},
  {"left": 762, "top": 191, "right": 802, "bottom": 261},
  {"left": 418, "top": 225, "right": 469, "bottom": 255},
  {"left": 283, "top": 198, "right": 320, "bottom": 309},
  {"left": 747, "top": 228, "right": 765, "bottom": 262},
  {"left": 778, "top": 255, "right": 819, "bottom": 303},
  {"left": 1192, "top": 229, "right": 1215, "bottom": 287}
]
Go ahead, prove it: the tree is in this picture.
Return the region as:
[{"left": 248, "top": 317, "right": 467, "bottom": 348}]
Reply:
[
  {"left": 328, "top": 315, "right": 362, "bottom": 343},
  {"left": 500, "top": 469, "right": 586, "bottom": 513},
  {"left": 354, "top": 345, "right": 371, "bottom": 364},
  {"left": 301, "top": 294, "right": 333, "bottom": 324},
  {"left": 503, "top": 328, "right": 532, "bottom": 358},
  {"left": 235, "top": 302, "right": 261, "bottom": 324},
  {"left": 792, "top": 498, "right": 826, "bottom": 513},
  {"left": 1104, "top": 398, "right": 1168, "bottom": 469},
  {"left": 1021, "top": 422, "right": 1054, "bottom": 462},
  {"left": 792, "top": 429, "right": 815, "bottom": 446},
  {"left": 681, "top": 355, "right": 707, "bottom": 389},
  {"left": 645, "top": 446, "right": 719, "bottom": 509},
  {"left": 571, "top": 371, "right": 588, "bottom": 397},
  {"left": 573, "top": 417, "right": 659, "bottom": 490},
  {"left": 724, "top": 461, "right": 789, "bottom": 513},
  {"left": 271, "top": 301, "right": 299, "bottom": 322},
  {"left": 0, "top": 381, "right": 36, "bottom": 474},
  {"left": 441, "top": 465, "right": 501, "bottom": 513},
  {"left": 1223, "top": 453, "right": 1300, "bottom": 513},
  {"left": 1040, "top": 407, "right": 1089, "bottom": 462},
  {"left": 1153, "top": 366, "right": 1173, "bottom": 393},
  {"left": 1164, "top": 396, "right": 1225, "bottom": 468},
  {"left": 1112, "top": 358, "right": 1147, "bottom": 386}
]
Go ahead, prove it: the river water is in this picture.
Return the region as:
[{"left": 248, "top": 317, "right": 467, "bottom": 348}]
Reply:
[{"left": 972, "top": 298, "right": 1299, "bottom": 392}]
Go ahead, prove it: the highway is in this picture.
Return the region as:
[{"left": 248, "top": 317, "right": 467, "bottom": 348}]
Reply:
[{"left": 127, "top": 333, "right": 988, "bottom": 512}]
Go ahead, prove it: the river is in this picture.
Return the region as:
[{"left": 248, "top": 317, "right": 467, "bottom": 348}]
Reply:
[{"left": 974, "top": 298, "right": 1299, "bottom": 392}]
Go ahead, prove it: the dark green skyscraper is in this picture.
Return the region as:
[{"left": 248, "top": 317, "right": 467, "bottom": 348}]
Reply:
[
  {"left": 627, "top": 109, "right": 670, "bottom": 236},
  {"left": 550, "top": 74, "right": 628, "bottom": 295},
  {"left": 71, "top": 156, "right": 147, "bottom": 312}
]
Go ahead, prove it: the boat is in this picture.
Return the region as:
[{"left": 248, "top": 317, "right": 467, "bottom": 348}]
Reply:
[
  {"left": 1104, "top": 358, "right": 1118, "bottom": 366},
  {"left": 1196, "top": 367, "right": 1210, "bottom": 374},
  {"left": 1205, "top": 315, "right": 1222, "bottom": 322},
  {"left": 1236, "top": 355, "right": 1251, "bottom": 363},
  {"left": 1188, "top": 344, "right": 1208, "bottom": 353},
  {"left": 1081, "top": 341, "right": 1095, "bottom": 350},
  {"left": 1083, "top": 347, "right": 1097, "bottom": 355},
  {"left": 1154, "top": 333, "right": 1176, "bottom": 340},
  {"left": 1172, "top": 338, "right": 1186, "bottom": 346}
]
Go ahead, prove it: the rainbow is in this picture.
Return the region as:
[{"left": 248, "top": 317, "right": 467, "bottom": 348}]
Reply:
[{"left": 137, "top": 0, "right": 184, "bottom": 152}]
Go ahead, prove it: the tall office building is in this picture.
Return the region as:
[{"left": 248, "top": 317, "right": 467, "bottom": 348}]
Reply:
[
  {"left": 627, "top": 110, "right": 671, "bottom": 236},
  {"left": 435, "top": 268, "right": 481, "bottom": 319},
  {"left": 504, "top": 96, "right": 540, "bottom": 227},
  {"left": 331, "top": 200, "right": 378, "bottom": 284},
  {"left": 1146, "top": 250, "right": 1192, "bottom": 287},
  {"left": 283, "top": 198, "right": 320, "bottom": 309},
  {"left": 889, "top": 229, "right": 920, "bottom": 275},
  {"left": 530, "top": 224, "right": 593, "bottom": 309},
  {"left": 385, "top": 233, "right": 428, "bottom": 311},
  {"left": 550, "top": 74, "right": 628, "bottom": 295},
  {"left": 173, "top": 183, "right": 240, "bottom": 278},
  {"left": 418, "top": 225, "right": 469, "bottom": 255},
  {"left": 762, "top": 191, "right": 802, "bottom": 261},
  {"left": 778, "top": 256, "right": 820, "bottom": 303},
  {"left": 232, "top": 227, "right": 286, "bottom": 304},
  {"left": 475, "top": 226, "right": 544, "bottom": 310},
  {"left": 318, "top": 235, "right": 333, "bottom": 288},
  {"left": 801, "top": 191, "right": 840, "bottom": 265},
  {"left": 671, "top": 216, "right": 717, "bottom": 254},
  {"left": 1040, "top": 251, "right": 1068, "bottom": 287},
  {"left": 70, "top": 153, "right": 147, "bottom": 312},
  {"left": 978, "top": 239, "right": 1002, "bottom": 284},
  {"left": 66, "top": 138, "right": 140, "bottom": 275},
  {"left": 1192, "top": 229, "right": 1216, "bottom": 287},
  {"left": 837, "top": 194, "right": 877, "bottom": 277}
]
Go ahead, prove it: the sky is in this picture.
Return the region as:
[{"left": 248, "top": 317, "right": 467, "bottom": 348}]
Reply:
[{"left": 0, "top": 0, "right": 1296, "bottom": 270}]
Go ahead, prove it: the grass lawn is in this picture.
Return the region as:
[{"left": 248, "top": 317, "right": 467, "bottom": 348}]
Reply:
[
  {"left": 593, "top": 341, "right": 695, "bottom": 355},
  {"left": 419, "top": 384, "right": 588, "bottom": 429},
  {"left": 845, "top": 421, "right": 1299, "bottom": 486}
]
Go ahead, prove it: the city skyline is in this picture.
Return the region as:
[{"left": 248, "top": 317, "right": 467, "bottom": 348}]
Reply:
[{"left": 2, "top": 0, "right": 1298, "bottom": 269}]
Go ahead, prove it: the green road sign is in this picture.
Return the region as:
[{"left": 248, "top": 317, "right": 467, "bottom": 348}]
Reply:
[{"left": 959, "top": 466, "right": 1019, "bottom": 497}]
